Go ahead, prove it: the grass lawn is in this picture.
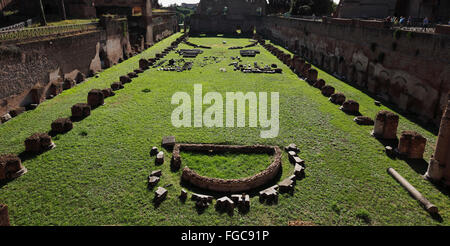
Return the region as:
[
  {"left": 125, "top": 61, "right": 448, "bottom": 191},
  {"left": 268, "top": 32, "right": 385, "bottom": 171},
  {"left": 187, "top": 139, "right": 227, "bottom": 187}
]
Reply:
[
  {"left": 181, "top": 152, "right": 273, "bottom": 180},
  {"left": 0, "top": 32, "right": 449, "bottom": 226}
]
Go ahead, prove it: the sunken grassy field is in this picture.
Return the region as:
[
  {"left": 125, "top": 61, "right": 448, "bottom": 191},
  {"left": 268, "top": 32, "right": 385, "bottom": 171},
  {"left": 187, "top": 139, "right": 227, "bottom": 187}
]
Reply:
[{"left": 0, "top": 32, "right": 449, "bottom": 226}]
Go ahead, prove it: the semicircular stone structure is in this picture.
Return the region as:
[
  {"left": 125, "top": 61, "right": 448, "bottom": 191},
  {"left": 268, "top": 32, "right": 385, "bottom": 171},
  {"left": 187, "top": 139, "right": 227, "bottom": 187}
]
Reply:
[{"left": 176, "top": 144, "right": 282, "bottom": 193}]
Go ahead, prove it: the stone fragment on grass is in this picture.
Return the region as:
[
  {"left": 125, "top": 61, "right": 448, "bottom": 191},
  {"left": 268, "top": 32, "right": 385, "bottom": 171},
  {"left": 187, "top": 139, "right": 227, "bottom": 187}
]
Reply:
[
  {"left": 87, "top": 89, "right": 104, "bottom": 109},
  {"left": 71, "top": 103, "right": 91, "bottom": 119},
  {"left": 0, "top": 154, "right": 25, "bottom": 180},
  {"left": 154, "top": 187, "right": 167, "bottom": 203},
  {"left": 111, "top": 82, "right": 124, "bottom": 91},
  {"left": 0, "top": 114, "right": 11, "bottom": 123},
  {"left": 51, "top": 118, "right": 73, "bottom": 134},
  {"left": 148, "top": 176, "right": 160, "bottom": 187},
  {"left": 321, "top": 85, "right": 335, "bottom": 97},
  {"left": 180, "top": 189, "right": 188, "bottom": 201},
  {"left": 155, "top": 151, "right": 164, "bottom": 165},
  {"left": 279, "top": 178, "right": 294, "bottom": 193},
  {"left": 120, "top": 75, "right": 132, "bottom": 84},
  {"left": 329, "top": 93, "right": 346, "bottom": 105},
  {"left": 285, "top": 143, "right": 300, "bottom": 153},
  {"left": 161, "top": 136, "right": 176, "bottom": 149},
  {"left": 294, "top": 164, "right": 305, "bottom": 179},
  {"left": 354, "top": 116, "right": 374, "bottom": 125},
  {"left": 216, "top": 196, "right": 235, "bottom": 212},
  {"left": 24, "top": 133, "right": 55, "bottom": 154},
  {"left": 150, "top": 147, "right": 159, "bottom": 156}
]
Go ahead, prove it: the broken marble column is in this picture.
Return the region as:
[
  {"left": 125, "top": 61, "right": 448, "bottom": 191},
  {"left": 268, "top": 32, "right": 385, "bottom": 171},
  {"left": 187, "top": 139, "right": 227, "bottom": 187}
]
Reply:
[
  {"left": 426, "top": 95, "right": 450, "bottom": 183},
  {"left": 372, "top": 110, "right": 399, "bottom": 140}
]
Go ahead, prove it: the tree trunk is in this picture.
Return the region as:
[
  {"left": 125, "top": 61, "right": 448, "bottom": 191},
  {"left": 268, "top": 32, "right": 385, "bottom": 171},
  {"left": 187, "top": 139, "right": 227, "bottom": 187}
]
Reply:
[
  {"left": 61, "top": 0, "right": 67, "bottom": 20},
  {"left": 39, "top": 0, "right": 47, "bottom": 26}
]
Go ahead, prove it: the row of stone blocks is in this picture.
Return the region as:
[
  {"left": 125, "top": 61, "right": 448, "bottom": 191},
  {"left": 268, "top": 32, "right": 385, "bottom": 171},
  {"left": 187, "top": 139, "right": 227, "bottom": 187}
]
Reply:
[
  {"left": 372, "top": 110, "right": 427, "bottom": 159},
  {"left": 1, "top": 71, "right": 89, "bottom": 126},
  {"left": 139, "top": 35, "right": 187, "bottom": 71},
  {"left": 261, "top": 40, "right": 363, "bottom": 117}
]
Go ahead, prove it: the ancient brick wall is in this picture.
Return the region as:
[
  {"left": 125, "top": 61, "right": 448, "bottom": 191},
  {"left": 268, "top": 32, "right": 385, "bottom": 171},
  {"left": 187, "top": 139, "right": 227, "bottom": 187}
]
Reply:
[
  {"left": 260, "top": 16, "right": 450, "bottom": 126},
  {"left": 0, "top": 18, "right": 132, "bottom": 116}
]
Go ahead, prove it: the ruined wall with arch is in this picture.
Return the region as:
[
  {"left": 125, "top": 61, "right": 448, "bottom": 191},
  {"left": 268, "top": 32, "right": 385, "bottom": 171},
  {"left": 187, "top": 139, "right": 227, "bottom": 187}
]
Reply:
[{"left": 260, "top": 17, "right": 450, "bottom": 126}]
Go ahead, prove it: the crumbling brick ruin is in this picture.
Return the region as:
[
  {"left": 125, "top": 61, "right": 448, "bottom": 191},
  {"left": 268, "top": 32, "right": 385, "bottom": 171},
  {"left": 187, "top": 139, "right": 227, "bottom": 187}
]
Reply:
[{"left": 0, "top": 0, "right": 177, "bottom": 117}]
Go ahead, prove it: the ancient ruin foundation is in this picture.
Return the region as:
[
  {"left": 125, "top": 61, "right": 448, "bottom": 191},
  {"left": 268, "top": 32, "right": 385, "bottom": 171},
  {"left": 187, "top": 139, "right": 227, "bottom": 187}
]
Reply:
[
  {"left": 0, "top": 154, "right": 25, "bottom": 180},
  {"left": 398, "top": 131, "right": 427, "bottom": 159},
  {"left": 87, "top": 89, "right": 105, "bottom": 109},
  {"left": 24, "top": 133, "right": 55, "bottom": 154},
  {"left": 176, "top": 144, "right": 282, "bottom": 193},
  {"left": 372, "top": 110, "right": 399, "bottom": 140}
]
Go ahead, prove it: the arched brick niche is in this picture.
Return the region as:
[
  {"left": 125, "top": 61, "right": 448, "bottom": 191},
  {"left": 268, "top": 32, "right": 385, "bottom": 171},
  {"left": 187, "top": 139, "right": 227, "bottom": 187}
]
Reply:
[{"left": 175, "top": 144, "right": 282, "bottom": 193}]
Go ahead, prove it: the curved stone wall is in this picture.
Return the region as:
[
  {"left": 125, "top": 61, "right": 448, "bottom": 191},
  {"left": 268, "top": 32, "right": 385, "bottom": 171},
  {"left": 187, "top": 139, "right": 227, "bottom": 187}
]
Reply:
[{"left": 178, "top": 144, "right": 282, "bottom": 193}]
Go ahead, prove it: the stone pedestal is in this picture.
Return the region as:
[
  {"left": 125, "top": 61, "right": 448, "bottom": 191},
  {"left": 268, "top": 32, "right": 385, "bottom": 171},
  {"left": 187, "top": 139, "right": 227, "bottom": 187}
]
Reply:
[
  {"left": 426, "top": 95, "right": 450, "bottom": 183},
  {"left": 398, "top": 131, "right": 427, "bottom": 159},
  {"left": 87, "top": 89, "right": 104, "bottom": 109},
  {"left": 329, "top": 93, "right": 346, "bottom": 105},
  {"left": 71, "top": 103, "right": 91, "bottom": 119},
  {"left": 373, "top": 110, "right": 399, "bottom": 140},
  {"left": 51, "top": 118, "right": 73, "bottom": 134}
]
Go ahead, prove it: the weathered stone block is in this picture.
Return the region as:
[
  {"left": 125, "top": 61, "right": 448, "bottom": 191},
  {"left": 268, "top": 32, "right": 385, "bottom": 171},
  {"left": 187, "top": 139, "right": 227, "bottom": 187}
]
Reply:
[
  {"left": 373, "top": 110, "right": 399, "bottom": 140},
  {"left": 398, "top": 131, "right": 427, "bottom": 159},
  {"left": 162, "top": 136, "right": 176, "bottom": 149},
  {"left": 1, "top": 114, "right": 12, "bottom": 123},
  {"left": 0, "top": 154, "right": 24, "bottom": 180},
  {"left": 216, "top": 196, "right": 234, "bottom": 212},
  {"left": 148, "top": 176, "right": 160, "bottom": 187},
  {"left": 321, "top": 85, "right": 335, "bottom": 97},
  {"left": 63, "top": 78, "right": 76, "bottom": 90},
  {"left": 0, "top": 204, "right": 10, "bottom": 226},
  {"left": 155, "top": 151, "right": 164, "bottom": 165},
  {"left": 51, "top": 118, "right": 73, "bottom": 134},
  {"left": 150, "top": 170, "right": 162, "bottom": 177},
  {"left": 285, "top": 143, "right": 300, "bottom": 153},
  {"left": 307, "top": 69, "right": 318, "bottom": 84},
  {"left": 150, "top": 147, "right": 159, "bottom": 156},
  {"left": 313, "top": 79, "right": 326, "bottom": 89},
  {"left": 128, "top": 72, "right": 138, "bottom": 78},
  {"left": 120, "top": 75, "right": 132, "bottom": 84},
  {"left": 329, "top": 93, "right": 346, "bottom": 105},
  {"left": 154, "top": 187, "right": 167, "bottom": 203},
  {"left": 111, "top": 82, "right": 124, "bottom": 91},
  {"left": 24, "top": 133, "right": 54, "bottom": 154},
  {"left": 279, "top": 178, "right": 294, "bottom": 193},
  {"left": 294, "top": 164, "right": 305, "bottom": 179},
  {"left": 101, "top": 88, "right": 115, "bottom": 98},
  {"left": 354, "top": 116, "right": 374, "bottom": 125},
  {"left": 340, "top": 100, "right": 360, "bottom": 114},
  {"left": 180, "top": 189, "right": 188, "bottom": 201},
  {"left": 87, "top": 89, "right": 104, "bottom": 109},
  {"left": 71, "top": 103, "right": 91, "bottom": 119}
]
